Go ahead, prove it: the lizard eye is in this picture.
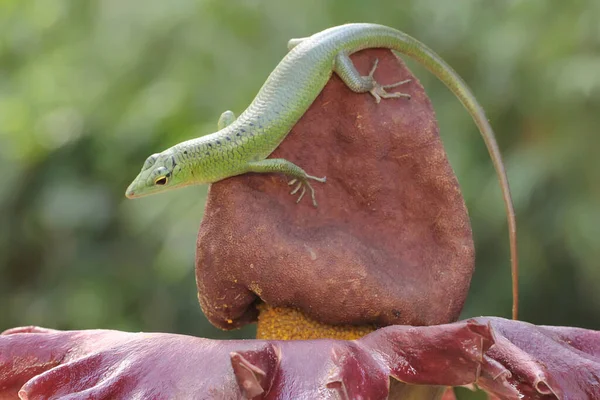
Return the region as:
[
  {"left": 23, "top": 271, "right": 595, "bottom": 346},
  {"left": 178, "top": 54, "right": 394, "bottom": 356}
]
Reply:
[
  {"left": 152, "top": 166, "right": 170, "bottom": 186},
  {"left": 154, "top": 176, "right": 168, "bottom": 186}
]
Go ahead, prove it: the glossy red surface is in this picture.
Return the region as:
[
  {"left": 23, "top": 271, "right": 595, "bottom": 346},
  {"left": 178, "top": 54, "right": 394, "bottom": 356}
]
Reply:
[{"left": 2, "top": 318, "right": 599, "bottom": 399}]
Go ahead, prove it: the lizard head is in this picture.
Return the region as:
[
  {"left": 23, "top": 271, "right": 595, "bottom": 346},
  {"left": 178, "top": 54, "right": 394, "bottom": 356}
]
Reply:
[{"left": 125, "top": 152, "right": 186, "bottom": 198}]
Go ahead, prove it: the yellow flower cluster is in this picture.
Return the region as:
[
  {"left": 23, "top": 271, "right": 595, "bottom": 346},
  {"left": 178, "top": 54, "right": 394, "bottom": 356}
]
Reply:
[{"left": 256, "top": 303, "right": 375, "bottom": 340}]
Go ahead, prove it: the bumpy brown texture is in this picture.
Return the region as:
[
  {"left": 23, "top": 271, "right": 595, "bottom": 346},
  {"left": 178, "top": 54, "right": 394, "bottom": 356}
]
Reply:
[{"left": 196, "top": 48, "right": 475, "bottom": 330}]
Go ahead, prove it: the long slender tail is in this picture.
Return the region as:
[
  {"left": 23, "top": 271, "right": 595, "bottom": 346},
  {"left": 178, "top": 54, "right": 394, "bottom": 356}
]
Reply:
[{"left": 382, "top": 27, "right": 519, "bottom": 319}]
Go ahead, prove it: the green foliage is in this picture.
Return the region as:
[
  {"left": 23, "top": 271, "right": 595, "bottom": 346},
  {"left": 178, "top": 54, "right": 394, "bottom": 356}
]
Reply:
[{"left": 1, "top": 0, "right": 599, "bottom": 352}]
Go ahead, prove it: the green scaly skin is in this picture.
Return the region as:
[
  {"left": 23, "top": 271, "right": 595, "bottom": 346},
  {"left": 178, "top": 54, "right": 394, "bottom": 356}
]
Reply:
[{"left": 125, "top": 23, "right": 519, "bottom": 319}]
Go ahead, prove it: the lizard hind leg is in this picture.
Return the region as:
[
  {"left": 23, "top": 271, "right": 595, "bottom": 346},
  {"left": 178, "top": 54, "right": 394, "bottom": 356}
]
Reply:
[
  {"left": 334, "top": 53, "right": 412, "bottom": 103},
  {"left": 246, "top": 159, "right": 326, "bottom": 207},
  {"left": 287, "top": 37, "right": 308, "bottom": 51},
  {"left": 217, "top": 110, "right": 236, "bottom": 130}
]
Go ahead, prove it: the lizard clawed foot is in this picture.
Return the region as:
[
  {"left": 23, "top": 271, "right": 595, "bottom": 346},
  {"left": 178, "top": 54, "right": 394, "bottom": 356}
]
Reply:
[
  {"left": 366, "top": 59, "right": 412, "bottom": 103},
  {"left": 287, "top": 175, "right": 326, "bottom": 207}
]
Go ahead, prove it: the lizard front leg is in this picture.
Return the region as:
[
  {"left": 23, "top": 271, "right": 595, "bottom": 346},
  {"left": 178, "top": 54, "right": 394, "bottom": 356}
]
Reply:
[
  {"left": 334, "top": 53, "right": 412, "bottom": 103},
  {"left": 246, "top": 159, "right": 326, "bottom": 207}
]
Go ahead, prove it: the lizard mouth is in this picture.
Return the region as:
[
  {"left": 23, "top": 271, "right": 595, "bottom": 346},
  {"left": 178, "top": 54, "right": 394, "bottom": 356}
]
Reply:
[{"left": 125, "top": 182, "right": 139, "bottom": 199}]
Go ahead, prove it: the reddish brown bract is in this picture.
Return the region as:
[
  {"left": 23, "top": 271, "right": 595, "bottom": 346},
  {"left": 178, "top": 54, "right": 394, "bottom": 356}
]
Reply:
[{"left": 196, "top": 49, "right": 475, "bottom": 330}]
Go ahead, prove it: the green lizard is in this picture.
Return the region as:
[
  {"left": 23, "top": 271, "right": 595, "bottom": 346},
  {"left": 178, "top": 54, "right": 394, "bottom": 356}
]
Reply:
[{"left": 125, "top": 23, "right": 519, "bottom": 319}]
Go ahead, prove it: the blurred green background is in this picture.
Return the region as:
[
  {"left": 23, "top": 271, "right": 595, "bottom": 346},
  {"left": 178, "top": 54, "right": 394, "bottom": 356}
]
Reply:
[{"left": 1, "top": 0, "right": 599, "bottom": 394}]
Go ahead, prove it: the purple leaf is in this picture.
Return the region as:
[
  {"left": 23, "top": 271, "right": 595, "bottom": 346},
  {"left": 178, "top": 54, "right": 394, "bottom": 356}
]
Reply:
[
  {"left": 1, "top": 318, "right": 598, "bottom": 399},
  {"left": 474, "top": 317, "right": 600, "bottom": 399}
]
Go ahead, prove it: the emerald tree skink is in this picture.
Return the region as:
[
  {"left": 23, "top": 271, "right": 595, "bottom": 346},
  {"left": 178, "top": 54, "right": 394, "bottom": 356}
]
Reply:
[{"left": 125, "top": 23, "right": 519, "bottom": 319}]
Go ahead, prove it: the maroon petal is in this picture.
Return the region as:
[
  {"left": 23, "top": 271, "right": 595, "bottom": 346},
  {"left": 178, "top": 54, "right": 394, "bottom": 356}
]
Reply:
[
  {"left": 230, "top": 344, "right": 280, "bottom": 399},
  {"left": 1, "top": 318, "right": 599, "bottom": 399},
  {"left": 19, "top": 353, "right": 126, "bottom": 400},
  {"left": 474, "top": 317, "right": 600, "bottom": 399},
  {"left": 0, "top": 321, "right": 488, "bottom": 399},
  {"left": 325, "top": 342, "right": 389, "bottom": 399},
  {"left": 361, "top": 319, "right": 494, "bottom": 386},
  {"left": 0, "top": 329, "right": 73, "bottom": 396}
]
